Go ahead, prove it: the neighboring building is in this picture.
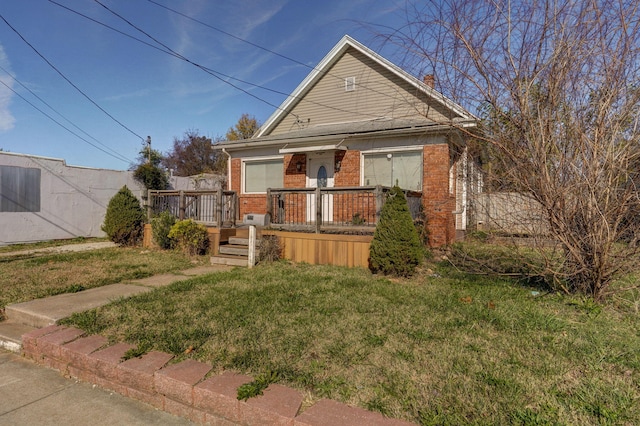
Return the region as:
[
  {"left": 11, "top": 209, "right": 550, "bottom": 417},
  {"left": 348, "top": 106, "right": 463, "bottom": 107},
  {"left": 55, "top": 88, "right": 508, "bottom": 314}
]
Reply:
[
  {"left": 0, "top": 152, "right": 194, "bottom": 245},
  {"left": 215, "top": 35, "right": 478, "bottom": 246}
]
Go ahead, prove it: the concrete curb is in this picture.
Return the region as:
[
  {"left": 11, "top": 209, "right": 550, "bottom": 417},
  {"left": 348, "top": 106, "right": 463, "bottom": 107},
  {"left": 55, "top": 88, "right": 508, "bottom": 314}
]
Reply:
[{"left": 22, "top": 325, "right": 416, "bottom": 426}]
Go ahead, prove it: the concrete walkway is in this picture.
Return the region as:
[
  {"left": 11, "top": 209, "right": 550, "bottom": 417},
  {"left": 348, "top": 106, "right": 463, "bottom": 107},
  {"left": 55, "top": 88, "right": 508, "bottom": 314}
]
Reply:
[
  {"left": 0, "top": 241, "right": 117, "bottom": 258},
  {"left": 0, "top": 265, "right": 231, "bottom": 351},
  {"left": 0, "top": 350, "right": 192, "bottom": 425},
  {"left": 0, "top": 246, "right": 232, "bottom": 425}
]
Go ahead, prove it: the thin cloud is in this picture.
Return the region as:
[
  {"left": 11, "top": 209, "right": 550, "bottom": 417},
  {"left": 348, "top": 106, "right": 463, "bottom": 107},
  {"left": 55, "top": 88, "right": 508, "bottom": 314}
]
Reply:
[{"left": 0, "top": 44, "right": 16, "bottom": 131}]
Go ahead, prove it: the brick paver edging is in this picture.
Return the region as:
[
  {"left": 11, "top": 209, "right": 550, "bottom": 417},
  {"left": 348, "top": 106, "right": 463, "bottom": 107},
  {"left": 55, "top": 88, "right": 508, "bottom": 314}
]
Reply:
[{"left": 22, "top": 325, "right": 416, "bottom": 425}]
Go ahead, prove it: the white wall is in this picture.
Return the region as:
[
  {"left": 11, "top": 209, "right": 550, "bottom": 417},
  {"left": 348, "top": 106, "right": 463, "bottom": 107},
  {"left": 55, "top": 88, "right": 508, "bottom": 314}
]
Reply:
[{"left": 0, "top": 152, "right": 155, "bottom": 245}]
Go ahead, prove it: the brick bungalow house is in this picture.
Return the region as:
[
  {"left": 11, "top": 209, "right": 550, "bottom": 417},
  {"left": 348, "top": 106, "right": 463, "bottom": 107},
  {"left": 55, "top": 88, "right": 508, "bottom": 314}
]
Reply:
[{"left": 215, "top": 35, "right": 478, "bottom": 246}]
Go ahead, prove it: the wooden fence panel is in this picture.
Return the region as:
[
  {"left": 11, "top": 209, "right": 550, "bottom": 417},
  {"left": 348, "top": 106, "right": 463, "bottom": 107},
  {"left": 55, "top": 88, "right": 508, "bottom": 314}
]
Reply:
[{"left": 263, "top": 230, "right": 372, "bottom": 268}]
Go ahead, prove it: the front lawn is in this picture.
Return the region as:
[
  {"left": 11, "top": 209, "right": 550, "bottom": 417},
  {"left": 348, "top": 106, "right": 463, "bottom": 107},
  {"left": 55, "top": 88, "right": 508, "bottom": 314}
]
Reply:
[{"left": 63, "top": 262, "right": 640, "bottom": 425}]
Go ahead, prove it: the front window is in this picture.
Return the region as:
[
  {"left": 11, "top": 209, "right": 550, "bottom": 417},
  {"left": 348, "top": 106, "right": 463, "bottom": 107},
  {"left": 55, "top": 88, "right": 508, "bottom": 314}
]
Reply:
[
  {"left": 363, "top": 151, "right": 422, "bottom": 191},
  {"left": 244, "top": 158, "right": 283, "bottom": 193}
]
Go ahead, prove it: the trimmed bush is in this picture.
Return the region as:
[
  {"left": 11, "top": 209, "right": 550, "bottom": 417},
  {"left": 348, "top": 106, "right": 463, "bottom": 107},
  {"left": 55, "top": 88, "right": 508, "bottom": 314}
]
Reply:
[
  {"left": 369, "top": 186, "right": 423, "bottom": 277},
  {"left": 168, "top": 219, "right": 209, "bottom": 255},
  {"left": 151, "top": 211, "right": 177, "bottom": 249},
  {"left": 102, "top": 186, "right": 145, "bottom": 246}
]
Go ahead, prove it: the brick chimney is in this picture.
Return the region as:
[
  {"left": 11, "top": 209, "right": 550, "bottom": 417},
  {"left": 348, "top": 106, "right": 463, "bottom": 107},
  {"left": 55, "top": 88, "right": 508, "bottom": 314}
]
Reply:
[{"left": 423, "top": 74, "right": 435, "bottom": 88}]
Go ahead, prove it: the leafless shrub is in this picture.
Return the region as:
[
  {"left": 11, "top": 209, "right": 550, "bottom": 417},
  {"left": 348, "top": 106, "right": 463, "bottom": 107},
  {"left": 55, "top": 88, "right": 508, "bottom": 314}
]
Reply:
[{"left": 388, "top": 0, "right": 640, "bottom": 300}]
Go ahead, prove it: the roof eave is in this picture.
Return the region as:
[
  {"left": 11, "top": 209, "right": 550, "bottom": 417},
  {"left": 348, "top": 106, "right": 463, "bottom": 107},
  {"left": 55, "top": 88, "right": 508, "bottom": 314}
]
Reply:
[{"left": 216, "top": 120, "right": 476, "bottom": 152}]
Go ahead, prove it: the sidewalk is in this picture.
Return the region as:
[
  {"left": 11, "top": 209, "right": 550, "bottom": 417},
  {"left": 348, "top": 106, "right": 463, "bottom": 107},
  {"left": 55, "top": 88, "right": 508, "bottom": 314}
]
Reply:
[
  {"left": 0, "top": 253, "right": 232, "bottom": 425},
  {"left": 0, "top": 241, "right": 117, "bottom": 258},
  {"left": 0, "top": 350, "right": 192, "bottom": 425}
]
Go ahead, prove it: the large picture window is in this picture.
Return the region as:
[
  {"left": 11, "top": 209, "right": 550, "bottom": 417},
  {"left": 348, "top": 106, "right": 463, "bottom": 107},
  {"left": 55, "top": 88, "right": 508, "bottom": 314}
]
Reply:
[
  {"left": 362, "top": 150, "right": 422, "bottom": 191},
  {"left": 0, "top": 165, "right": 41, "bottom": 212},
  {"left": 243, "top": 158, "right": 283, "bottom": 193}
]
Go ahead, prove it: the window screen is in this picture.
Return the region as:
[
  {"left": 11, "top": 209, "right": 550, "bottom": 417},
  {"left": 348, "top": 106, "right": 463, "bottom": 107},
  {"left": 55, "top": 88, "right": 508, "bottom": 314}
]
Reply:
[
  {"left": 363, "top": 151, "right": 422, "bottom": 191},
  {"left": 0, "top": 165, "right": 41, "bottom": 212},
  {"left": 244, "top": 159, "right": 283, "bottom": 193}
]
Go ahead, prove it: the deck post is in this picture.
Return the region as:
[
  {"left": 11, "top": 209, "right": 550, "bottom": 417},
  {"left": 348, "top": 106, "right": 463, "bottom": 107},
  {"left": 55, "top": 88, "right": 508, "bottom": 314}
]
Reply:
[
  {"left": 315, "top": 187, "right": 322, "bottom": 233},
  {"left": 232, "top": 192, "right": 238, "bottom": 226},
  {"left": 216, "top": 188, "right": 223, "bottom": 226},
  {"left": 146, "top": 189, "right": 153, "bottom": 221},
  {"left": 248, "top": 225, "right": 256, "bottom": 268},
  {"left": 266, "top": 188, "right": 272, "bottom": 223},
  {"left": 375, "top": 185, "right": 384, "bottom": 223},
  {"left": 179, "top": 190, "right": 185, "bottom": 220}
]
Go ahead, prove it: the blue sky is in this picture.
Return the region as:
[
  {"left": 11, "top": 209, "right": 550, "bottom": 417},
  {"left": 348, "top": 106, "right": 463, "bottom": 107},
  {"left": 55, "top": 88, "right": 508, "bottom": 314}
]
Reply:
[{"left": 0, "top": 0, "right": 409, "bottom": 170}]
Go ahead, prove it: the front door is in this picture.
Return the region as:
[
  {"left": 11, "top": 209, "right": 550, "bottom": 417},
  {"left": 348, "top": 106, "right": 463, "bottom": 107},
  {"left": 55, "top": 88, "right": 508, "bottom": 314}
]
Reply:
[{"left": 307, "top": 153, "right": 334, "bottom": 223}]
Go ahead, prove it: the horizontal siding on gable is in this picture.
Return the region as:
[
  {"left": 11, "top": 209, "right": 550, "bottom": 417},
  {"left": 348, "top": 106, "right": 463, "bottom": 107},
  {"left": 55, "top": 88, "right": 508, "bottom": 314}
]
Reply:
[{"left": 269, "top": 48, "right": 456, "bottom": 135}]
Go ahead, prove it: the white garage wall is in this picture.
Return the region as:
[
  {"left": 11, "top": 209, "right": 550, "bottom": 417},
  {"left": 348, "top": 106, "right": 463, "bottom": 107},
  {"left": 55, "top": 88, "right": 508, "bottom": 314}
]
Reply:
[{"left": 0, "top": 152, "right": 193, "bottom": 245}]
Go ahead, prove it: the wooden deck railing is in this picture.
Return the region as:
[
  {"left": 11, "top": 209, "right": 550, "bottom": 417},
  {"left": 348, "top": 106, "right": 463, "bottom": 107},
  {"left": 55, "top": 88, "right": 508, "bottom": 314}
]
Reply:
[
  {"left": 266, "top": 186, "right": 422, "bottom": 233},
  {"left": 147, "top": 189, "right": 237, "bottom": 227}
]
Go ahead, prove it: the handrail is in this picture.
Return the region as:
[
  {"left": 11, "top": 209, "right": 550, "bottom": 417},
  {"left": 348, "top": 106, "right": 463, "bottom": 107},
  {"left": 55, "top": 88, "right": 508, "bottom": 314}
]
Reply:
[
  {"left": 267, "top": 186, "right": 421, "bottom": 233},
  {"left": 147, "top": 189, "right": 238, "bottom": 226}
]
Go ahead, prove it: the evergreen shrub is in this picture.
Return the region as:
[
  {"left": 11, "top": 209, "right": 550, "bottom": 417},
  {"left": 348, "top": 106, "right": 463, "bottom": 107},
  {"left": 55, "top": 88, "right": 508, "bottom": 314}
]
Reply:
[
  {"left": 168, "top": 219, "right": 209, "bottom": 255},
  {"left": 102, "top": 186, "right": 146, "bottom": 246},
  {"left": 369, "top": 186, "right": 423, "bottom": 277},
  {"left": 151, "top": 210, "right": 177, "bottom": 249}
]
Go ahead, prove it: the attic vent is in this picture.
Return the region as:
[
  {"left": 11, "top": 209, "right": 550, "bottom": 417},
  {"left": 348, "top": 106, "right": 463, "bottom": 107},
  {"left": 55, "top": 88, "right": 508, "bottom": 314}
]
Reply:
[{"left": 345, "top": 76, "right": 356, "bottom": 92}]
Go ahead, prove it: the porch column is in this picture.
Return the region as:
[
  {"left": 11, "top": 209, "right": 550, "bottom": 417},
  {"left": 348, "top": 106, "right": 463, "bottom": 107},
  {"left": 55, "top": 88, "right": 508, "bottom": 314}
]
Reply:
[{"left": 423, "top": 144, "right": 456, "bottom": 246}]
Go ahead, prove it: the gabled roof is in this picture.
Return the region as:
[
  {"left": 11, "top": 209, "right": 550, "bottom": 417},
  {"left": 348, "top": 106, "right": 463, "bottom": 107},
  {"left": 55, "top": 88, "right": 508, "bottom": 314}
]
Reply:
[{"left": 254, "top": 35, "right": 475, "bottom": 138}]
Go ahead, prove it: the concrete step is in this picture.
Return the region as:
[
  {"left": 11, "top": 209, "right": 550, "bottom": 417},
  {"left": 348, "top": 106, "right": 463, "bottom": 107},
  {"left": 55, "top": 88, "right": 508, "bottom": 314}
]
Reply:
[
  {"left": 0, "top": 320, "right": 36, "bottom": 352},
  {"left": 4, "top": 284, "right": 152, "bottom": 329},
  {"left": 210, "top": 255, "right": 250, "bottom": 267},
  {"left": 228, "top": 237, "right": 261, "bottom": 246},
  {"left": 219, "top": 245, "right": 251, "bottom": 257}
]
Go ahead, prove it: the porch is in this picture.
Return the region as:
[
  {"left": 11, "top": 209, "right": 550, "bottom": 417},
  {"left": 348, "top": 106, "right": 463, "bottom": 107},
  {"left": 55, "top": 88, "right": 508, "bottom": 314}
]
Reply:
[
  {"left": 147, "top": 186, "right": 422, "bottom": 233},
  {"left": 145, "top": 186, "right": 422, "bottom": 268}
]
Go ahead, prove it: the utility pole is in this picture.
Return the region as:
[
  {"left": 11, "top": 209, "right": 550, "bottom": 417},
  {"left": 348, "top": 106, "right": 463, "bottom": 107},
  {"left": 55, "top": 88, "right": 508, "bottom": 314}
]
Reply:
[{"left": 146, "top": 136, "right": 151, "bottom": 164}]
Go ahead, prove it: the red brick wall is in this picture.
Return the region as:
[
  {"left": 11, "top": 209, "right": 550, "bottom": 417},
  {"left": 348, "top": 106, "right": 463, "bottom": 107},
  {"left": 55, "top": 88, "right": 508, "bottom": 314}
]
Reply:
[
  {"left": 284, "top": 154, "right": 306, "bottom": 188},
  {"left": 232, "top": 145, "right": 456, "bottom": 246},
  {"left": 334, "top": 150, "right": 359, "bottom": 187},
  {"left": 231, "top": 158, "right": 268, "bottom": 217},
  {"left": 230, "top": 158, "right": 241, "bottom": 193},
  {"left": 423, "top": 144, "right": 456, "bottom": 247}
]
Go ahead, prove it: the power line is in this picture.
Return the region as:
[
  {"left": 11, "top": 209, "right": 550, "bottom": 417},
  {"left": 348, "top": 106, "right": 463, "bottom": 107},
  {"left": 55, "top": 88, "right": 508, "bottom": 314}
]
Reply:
[
  {"left": 145, "top": 0, "right": 315, "bottom": 72},
  {"left": 52, "top": 0, "right": 386, "bottom": 123},
  {"left": 0, "top": 64, "right": 133, "bottom": 164},
  {"left": 0, "top": 78, "right": 133, "bottom": 164},
  {"left": 0, "top": 12, "right": 145, "bottom": 142},
  {"left": 144, "top": 0, "right": 423, "bottom": 115},
  {"left": 93, "top": 0, "right": 287, "bottom": 114}
]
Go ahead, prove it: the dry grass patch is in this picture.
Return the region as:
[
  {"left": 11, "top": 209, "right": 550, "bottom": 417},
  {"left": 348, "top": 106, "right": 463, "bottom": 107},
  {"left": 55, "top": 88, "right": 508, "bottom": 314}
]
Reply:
[
  {"left": 62, "top": 262, "right": 640, "bottom": 425},
  {"left": 0, "top": 246, "right": 204, "bottom": 314}
]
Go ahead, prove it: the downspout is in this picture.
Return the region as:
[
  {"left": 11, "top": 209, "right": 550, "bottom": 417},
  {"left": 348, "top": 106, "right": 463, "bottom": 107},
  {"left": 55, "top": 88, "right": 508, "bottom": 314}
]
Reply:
[{"left": 221, "top": 148, "right": 231, "bottom": 191}]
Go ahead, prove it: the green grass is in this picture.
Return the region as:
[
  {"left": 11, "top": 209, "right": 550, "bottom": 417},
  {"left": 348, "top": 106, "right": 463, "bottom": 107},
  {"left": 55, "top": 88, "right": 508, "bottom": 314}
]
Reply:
[
  {"left": 0, "top": 247, "right": 206, "bottom": 315},
  {"left": 62, "top": 261, "right": 640, "bottom": 425}
]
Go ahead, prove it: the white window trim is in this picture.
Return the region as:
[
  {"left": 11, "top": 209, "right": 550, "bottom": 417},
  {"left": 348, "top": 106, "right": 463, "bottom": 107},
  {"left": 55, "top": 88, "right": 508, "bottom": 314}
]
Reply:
[
  {"left": 345, "top": 76, "right": 356, "bottom": 92},
  {"left": 360, "top": 147, "right": 423, "bottom": 188},
  {"left": 241, "top": 156, "right": 284, "bottom": 195}
]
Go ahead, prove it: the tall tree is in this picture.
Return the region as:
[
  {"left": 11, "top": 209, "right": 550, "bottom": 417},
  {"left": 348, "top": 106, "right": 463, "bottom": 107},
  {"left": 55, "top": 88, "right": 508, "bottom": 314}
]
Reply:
[
  {"left": 225, "top": 113, "right": 260, "bottom": 140},
  {"left": 162, "top": 130, "right": 221, "bottom": 177},
  {"left": 131, "top": 141, "right": 168, "bottom": 190},
  {"left": 390, "top": 0, "right": 640, "bottom": 300}
]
